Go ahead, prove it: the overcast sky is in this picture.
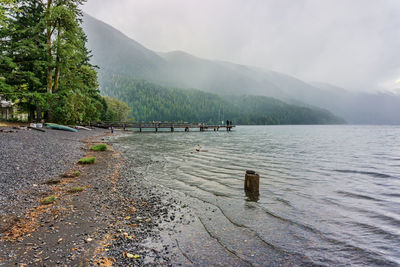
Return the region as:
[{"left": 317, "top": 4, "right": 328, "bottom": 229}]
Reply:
[{"left": 82, "top": 0, "right": 400, "bottom": 92}]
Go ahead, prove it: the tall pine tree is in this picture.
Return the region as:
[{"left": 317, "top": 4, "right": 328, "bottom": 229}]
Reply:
[
  {"left": 0, "top": 0, "right": 48, "bottom": 120},
  {"left": 1, "top": 0, "right": 105, "bottom": 123}
]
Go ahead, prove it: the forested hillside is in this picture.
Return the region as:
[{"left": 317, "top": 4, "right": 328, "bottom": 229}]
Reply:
[
  {"left": 100, "top": 74, "right": 344, "bottom": 125},
  {"left": 83, "top": 13, "right": 400, "bottom": 125}
]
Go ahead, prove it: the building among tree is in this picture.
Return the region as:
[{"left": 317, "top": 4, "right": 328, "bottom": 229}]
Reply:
[
  {"left": 0, "top": 97, "right": 28, "bottom": 121},
  {"left": 0, "top": 97, "right": 13, "bottom": 120}
]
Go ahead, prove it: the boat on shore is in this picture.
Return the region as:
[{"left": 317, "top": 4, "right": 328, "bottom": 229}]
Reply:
[{"left": 44, "top": 123, "right": 78, "bottom": 132}]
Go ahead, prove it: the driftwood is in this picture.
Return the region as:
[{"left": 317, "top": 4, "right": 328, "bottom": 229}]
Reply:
[
  {"left": 75, "top": 126, "right": 92, "bottom": 131},
  {"left": 13, "top": 126, "right": 28, "bottom": 130},
  {"left": 0, "top": 129, "right": 16, "bottom": 133},
  {"left": 28, "top": 126, "right": 46, "bottom": 132}
]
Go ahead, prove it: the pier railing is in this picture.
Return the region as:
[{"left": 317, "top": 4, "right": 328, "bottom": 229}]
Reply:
[{"left": 91, "top": 122, "right": 235, "bottom": 132}]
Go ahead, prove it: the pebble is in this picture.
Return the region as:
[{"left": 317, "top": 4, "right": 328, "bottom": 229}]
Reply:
[{"left": 0, "top": 129, "right": 104, "bottom": 220}]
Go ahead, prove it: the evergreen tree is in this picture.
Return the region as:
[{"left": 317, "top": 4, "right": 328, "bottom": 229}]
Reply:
[
  {"left": 0, "top": 0, "right": 15, "bottom": 27},
  {"left": 41, "top": 0, "right": 103, "bottom": 123},
  {"left": 0, "top": 0, "right": 16, "bottom": 95},
  {"left": 44, "top": 0, "right": 84, "bottom": 94},
  {"left": 0, "top": 0, "right": 48, "bottom": 120},
  {"left": 1, "top": 0, "right": 105, "bottom": 123}
]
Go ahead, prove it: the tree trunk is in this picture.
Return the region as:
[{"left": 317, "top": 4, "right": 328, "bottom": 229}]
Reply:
[
  {"left": 28, "top": 106, "right": 35, "bottom": 122},
  {"left": 46, "top": 0, "right": 53, "bottom": 94},
  {"left": 53, "top": 26, "right": 61, "bottom": 93},
  {"left": 36, "top": 106, "right": 42, "bottom": 122}
]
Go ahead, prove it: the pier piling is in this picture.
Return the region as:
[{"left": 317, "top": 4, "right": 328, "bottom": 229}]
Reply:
[{"left": 245, "top": 170, "right": 259, "bottom": 202}]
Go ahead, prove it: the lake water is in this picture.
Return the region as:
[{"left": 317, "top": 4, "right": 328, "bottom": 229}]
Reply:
[{"left": 115, "top": 125, "right": 400, "bottom": 266}]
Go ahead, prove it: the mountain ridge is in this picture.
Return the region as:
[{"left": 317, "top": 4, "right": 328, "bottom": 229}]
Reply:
[
  {"left": 82, "top": 13, "right": 400, "bottom": 124},
  {"left": 82, "top": 13, "right": 317, "bottom": 98}
]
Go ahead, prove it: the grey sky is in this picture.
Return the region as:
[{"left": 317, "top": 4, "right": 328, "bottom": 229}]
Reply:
[{"left": 82, "top": 0, "right": 400, "bottom": 92}]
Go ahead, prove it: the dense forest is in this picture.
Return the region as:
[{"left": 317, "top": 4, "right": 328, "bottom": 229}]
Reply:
[
  {"left": 100, "top": 74, "right": 345, "bottom": 125},
  {"left": 0, "top": 2, "right": 344, "bottom": 125},
  {"left": 0, "top": 0, "right": 128, "bottom": 123}
]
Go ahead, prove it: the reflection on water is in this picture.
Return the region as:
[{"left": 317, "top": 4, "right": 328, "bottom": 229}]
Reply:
[{"left": 116, "top": 125, "right": 400, "bottom": 266}]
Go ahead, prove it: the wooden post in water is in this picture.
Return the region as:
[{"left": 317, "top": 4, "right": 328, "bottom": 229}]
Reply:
[{"left": 244, "top": 170, "right": 259, "bottom": 202}]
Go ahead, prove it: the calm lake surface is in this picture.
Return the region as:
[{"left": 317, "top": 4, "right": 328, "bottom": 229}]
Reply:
[{"left": 115, "top": 125, "right": 400, "bottom": 266}]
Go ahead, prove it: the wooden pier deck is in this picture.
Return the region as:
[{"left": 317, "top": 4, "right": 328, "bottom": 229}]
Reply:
[{"left": 93, "top": 122, "right": 235, "bottom": 132}]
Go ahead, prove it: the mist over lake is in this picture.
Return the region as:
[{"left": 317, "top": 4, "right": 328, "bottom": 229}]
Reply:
[{"left": 82, "top": 12, "right": 400, "bottom": 125}]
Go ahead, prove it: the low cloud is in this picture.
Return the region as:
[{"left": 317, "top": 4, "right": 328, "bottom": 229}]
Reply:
[{"left": 83, "top": 0, "right": 400, "bottom": 92}]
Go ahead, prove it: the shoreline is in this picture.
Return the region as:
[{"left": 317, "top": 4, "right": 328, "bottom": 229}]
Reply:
[
  {"left": 0, "top": 124, "right": 318, "bottom": 266},
  {"left": 2, "top": 124, "right": 398, "bottom": 266},
  {"left": 0, "top": 126, "right": 182, "bottom": 266}
]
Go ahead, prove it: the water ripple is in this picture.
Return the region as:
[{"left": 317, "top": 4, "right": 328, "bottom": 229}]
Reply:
[{"left": 116, "top": 125, "right": 400, "bottom": 266}]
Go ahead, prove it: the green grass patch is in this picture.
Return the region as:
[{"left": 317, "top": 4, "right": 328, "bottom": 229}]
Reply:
[
  {"left": 78, "top": 157, "right": 96, "bottom": 164},
  {"left": 67, "top": 186, "right": 85, "bottom": 193},
  {"left": 90, "top": 144, "right": 108, "bottom": 151},
  {"left": 73, "top": 171, "right": 81, "bottom": 177},
  {"left": 40, "top": 195, "right": 56, "bottom": 205}
]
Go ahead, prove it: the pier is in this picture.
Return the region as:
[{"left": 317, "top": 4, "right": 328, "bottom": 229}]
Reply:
[{"left": 93, "top": 122, "right": 235, "bottom": 132}]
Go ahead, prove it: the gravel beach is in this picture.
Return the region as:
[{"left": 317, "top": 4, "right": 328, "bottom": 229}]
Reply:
[
  {"left": 0, "top": 126, "right": 105, "bottom": 227},
  {"left": 0, "top": 125, "right": 189, "bottom": 266},
  {"left": 1, "top": 125, "right": 251, "bottom": 266}
]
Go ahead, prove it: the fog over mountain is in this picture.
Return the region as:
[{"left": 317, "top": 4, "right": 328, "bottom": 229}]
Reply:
[
  {"left": 82, "top": 0, "right": 400, "bottom": 93},
  {"left": 82, "top": 14, "right": 400, "bottom": 124}
]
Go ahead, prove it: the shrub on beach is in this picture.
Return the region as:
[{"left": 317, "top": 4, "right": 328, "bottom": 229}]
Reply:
[
  {"left": 90, "top": 144, "right": 107, "bottom": 151},
  {"left": 78, "top": 157, "right": 96, "bottom": 164},
  {"left": 40, "top": 195, "right": 56, "bottom": 205},
  {"left": 67, "top": 186, "right": 84, "bottom": 193}
]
